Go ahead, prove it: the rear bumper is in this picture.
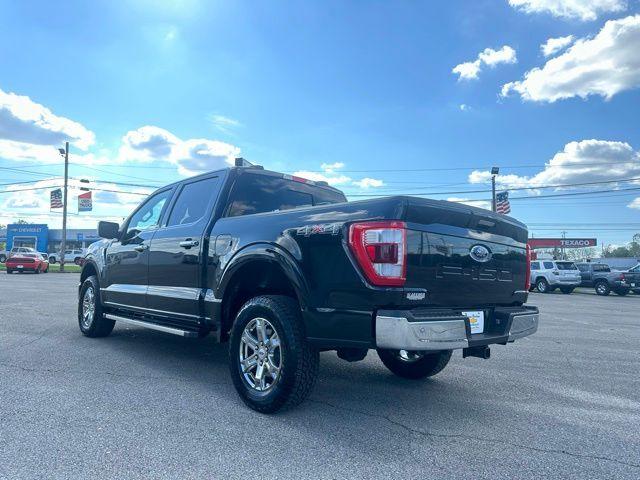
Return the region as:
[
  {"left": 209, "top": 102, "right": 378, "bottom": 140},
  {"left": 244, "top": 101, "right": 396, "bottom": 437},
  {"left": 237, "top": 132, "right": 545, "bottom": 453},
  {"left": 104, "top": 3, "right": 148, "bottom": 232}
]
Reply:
[{"left": 375, "top": 306, "right": 539, "bottom": 351}]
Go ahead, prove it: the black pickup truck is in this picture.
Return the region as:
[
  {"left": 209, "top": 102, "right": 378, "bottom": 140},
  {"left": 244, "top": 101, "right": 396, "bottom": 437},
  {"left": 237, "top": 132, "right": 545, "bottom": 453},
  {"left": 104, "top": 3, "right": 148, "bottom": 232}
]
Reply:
[{"left": 79, "top": 164, "right": 539, "bottom": 412}]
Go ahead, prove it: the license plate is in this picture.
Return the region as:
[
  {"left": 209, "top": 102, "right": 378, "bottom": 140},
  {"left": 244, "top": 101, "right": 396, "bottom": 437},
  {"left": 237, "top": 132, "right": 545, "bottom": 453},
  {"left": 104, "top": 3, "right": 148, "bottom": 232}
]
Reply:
[
  {"left": 462, "top": 310, "right": 484, "bottom": 334},
  {"left": 17, "top": 265, "right": 24, "bottom": 268}
]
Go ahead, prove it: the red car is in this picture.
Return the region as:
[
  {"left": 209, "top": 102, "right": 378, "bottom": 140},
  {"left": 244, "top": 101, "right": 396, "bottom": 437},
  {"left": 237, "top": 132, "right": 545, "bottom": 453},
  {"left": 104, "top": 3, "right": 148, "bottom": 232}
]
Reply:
[{"left": 5, "top": 253, "right": 49, "bottom": 274}]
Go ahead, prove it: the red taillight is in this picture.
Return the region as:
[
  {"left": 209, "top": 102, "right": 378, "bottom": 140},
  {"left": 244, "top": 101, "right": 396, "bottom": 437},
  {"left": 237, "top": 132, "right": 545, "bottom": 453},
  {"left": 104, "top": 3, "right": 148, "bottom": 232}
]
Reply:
[
  {"left": 525, "top": 244, "right": 532, "bottom": 291},
  {"left": 349, "top": 221, "right": 406, "bottom": 286}
]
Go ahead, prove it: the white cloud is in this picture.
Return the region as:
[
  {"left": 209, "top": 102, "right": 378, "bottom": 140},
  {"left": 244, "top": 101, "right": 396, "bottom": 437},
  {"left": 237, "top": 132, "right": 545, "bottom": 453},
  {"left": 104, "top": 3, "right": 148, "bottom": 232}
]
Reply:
[
  {"left": 119, "top": 126, "right": 240, "bottom": 176},
  {"left": 628, "top": 198, "right": 640, "bottom": 209},
  {"left": 502, "top": 15, "right": 640, "bottom": 102},
  {"left": 541, "top": 35, "right": 575, "bottom": 56},
  {"left": 353, "top": 178, "right": 384, "bottom": 189},
  {"left": 292, "top": 170, "right": 351, "bottom": 186},
  {"left": 508, "top": 0, "right": 626, "bottom": 21},
  {"left": 320, "top": 162, "right": 345, "bottom": 172},
  {"left": 209, "top": 114, "right": 242, "bottom": 135},
  {"left": 459, "top": 104, "right": 470, "bottom": 111},
  {"left": 2, "top": 193, "right": 45, "bottom": 209},
  {"left": 0, "top": 87, "right": 94, "bottom": 149},
  {"left": 468, "top": 139, "right": 640, "bottom": 190},
  {"left": 447, "top": 197, "right": 492, "bottom": 210},
  {"left": 453, "top": 46, "right": 517, "bottom": 80}
]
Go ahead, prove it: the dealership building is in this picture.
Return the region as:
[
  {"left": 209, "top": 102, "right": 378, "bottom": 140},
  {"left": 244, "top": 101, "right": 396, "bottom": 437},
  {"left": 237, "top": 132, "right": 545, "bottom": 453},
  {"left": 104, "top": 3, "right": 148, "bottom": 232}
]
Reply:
[{"left": 0, "top": 224, "right": 100, "bottom": 253}]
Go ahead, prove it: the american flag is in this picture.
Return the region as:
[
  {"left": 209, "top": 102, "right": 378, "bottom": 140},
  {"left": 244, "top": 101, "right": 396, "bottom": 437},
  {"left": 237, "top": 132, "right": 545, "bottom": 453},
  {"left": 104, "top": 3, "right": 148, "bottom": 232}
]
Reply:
[
  {"left": 50, "top": 188, "right": 63, "bottom": 209},
  {"left": 496, "top": 191, "right": 511, "bottom": 214}
]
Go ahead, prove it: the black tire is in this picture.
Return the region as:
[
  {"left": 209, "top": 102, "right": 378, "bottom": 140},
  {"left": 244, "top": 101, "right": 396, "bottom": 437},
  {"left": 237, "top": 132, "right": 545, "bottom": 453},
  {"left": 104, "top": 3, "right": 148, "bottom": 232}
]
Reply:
[
  {"left": 377, "top": 349, "right": 452, "bottom": 379},
  {"left": 615, "top": 288, "right": 629, "bottom": 296},
  {"left": 0, "top": 254, "right": 6, "bottom": 263},
  {"left": 595, "top": 281, "right": 610, "bottom": 296},
  {"left": 560, "top": 287, "right": 574, "bottom": 294},
  {"left": 78, "top": 275, "right": 115, "bottom": 337},
  {"left": 34, "top": 266, "right": 40, "bottom": 274},
  {"left": 6, "top": 269, "right": 12, "bottom": 274},
  {"left": 49, "top": 258, "right": 56, "bottom": 264},
  {"left": 536, "top": 278, "right": 549, "bottom": 293},
  {"left": 229, "top": 295, "right": 319, "bottom": 413}
]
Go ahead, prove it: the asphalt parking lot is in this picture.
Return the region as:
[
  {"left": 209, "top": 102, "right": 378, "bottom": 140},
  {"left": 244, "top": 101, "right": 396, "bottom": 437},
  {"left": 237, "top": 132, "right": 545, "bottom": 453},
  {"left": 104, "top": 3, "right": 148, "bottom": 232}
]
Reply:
[{"left": 0, "top": 273, "right": 638, "bottom": 479}]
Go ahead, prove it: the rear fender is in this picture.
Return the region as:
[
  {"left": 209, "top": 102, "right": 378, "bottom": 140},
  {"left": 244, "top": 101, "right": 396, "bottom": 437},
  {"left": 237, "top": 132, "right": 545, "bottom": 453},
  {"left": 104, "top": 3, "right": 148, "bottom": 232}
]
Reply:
[{"left": 216, "top": 243, "right": 310, "bottom": 308}]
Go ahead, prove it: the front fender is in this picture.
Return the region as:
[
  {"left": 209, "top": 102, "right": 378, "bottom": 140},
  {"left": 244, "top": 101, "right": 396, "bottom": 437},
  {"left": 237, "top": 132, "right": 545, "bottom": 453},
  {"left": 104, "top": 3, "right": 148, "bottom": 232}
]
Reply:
[{"left": 215, "top": 242, "right": 310, "bottom": 308}]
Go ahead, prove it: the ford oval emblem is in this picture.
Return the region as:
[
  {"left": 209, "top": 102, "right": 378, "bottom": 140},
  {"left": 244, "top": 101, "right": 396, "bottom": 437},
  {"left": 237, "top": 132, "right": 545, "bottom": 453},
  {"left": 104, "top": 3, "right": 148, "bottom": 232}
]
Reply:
[{"left": 470, "top": 244, "right": 491, "bottom": 263}]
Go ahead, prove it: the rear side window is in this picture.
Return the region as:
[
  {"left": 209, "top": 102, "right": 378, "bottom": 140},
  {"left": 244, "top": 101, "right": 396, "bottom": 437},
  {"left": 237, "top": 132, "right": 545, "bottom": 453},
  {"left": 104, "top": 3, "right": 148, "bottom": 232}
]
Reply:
[
  {"left": 167, "top": 176, "right": 221, "bottom": 226},
  {"left": 556, "top": 262, "right": 577, "bottom": 270},
  {"left": 226, "top": 173, "right": 346, "bottom": 217},
  {"left": 543, "top": 262, "right": 554, "bottom": 269},
  {"left": 530, "top": 262, "right": 540, "bottom": 270}
]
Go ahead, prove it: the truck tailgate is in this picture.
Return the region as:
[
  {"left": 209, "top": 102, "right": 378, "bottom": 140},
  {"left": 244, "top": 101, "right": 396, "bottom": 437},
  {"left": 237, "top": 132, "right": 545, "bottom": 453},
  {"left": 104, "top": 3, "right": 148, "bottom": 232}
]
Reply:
[{"left": 402, "top": 197, "right": 528, "bottom": 307}]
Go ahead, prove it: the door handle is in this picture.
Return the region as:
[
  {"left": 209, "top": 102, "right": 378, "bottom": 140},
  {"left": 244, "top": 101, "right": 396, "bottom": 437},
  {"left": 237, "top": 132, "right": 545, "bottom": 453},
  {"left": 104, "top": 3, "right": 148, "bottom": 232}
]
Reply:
[
  {"left": 133, "top": 244, "right": 148, "bottom": 252},
  {"left": 179, "top": 239, "right": 199, "bottom": 249}
]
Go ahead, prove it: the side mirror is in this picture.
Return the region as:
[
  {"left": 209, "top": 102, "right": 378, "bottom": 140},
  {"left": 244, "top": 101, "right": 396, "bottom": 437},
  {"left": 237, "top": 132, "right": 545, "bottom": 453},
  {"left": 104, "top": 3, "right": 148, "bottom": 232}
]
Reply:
[{"left": 98, "top": 221, "right": 120, "bottom": 239}]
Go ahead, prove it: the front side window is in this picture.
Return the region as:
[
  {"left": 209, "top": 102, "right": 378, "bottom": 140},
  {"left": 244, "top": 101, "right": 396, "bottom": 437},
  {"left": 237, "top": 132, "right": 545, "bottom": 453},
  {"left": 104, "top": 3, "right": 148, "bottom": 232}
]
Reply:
[
  {"left": 543, "top": 262, "right": 554, "bottom": 269},
  {"left": 530, "top": 262, "right": 540, "bottom": 270},
  {"left": 577, "top": 264, "right": 587, "bottom": 272},
  {"left": 127, "top": 189, "right": 172, "bottom": 237},
  {"left": 167, "top": 176, "right": 220, "bottom": 226},
  {"left": 593, "top": 264, "right": 611, "bottom": 272}
]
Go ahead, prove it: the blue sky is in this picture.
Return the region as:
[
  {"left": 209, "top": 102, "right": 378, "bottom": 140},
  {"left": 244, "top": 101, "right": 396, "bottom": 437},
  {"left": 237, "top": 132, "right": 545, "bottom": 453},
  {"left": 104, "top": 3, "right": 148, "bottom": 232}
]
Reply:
[{"left": 1, "top": 0, "right": 639, "bottom": 247}]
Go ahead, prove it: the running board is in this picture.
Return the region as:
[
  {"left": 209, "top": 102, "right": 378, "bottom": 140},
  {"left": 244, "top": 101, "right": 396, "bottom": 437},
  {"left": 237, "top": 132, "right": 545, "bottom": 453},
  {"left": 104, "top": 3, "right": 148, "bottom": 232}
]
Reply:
[{"left": 104, "top": 313, "right": 199, "bottom": 338}]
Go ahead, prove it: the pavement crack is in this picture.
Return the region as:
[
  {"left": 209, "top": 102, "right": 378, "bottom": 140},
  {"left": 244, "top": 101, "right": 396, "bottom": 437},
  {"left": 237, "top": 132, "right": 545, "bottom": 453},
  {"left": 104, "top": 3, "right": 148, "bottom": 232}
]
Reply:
[{"left": 308, "top": 398, "right": 640, "bottom": 470}]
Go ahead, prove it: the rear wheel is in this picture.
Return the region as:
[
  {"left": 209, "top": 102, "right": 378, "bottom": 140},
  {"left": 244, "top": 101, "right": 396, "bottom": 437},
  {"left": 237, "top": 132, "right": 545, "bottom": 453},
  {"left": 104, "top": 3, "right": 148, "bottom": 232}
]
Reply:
[
  {"left": 595, "top": 281, "right": 610, "bottom": 296},
  {"left": 377, "top": 349, "right": 452, "bottom": 379},
  {"left": 78, "top": 275, "right": 115, "bottom": 337},
  {"left": 49, "top": 258, "right": 56, "bottom": 264},
  {"left": 229, "top": 295, "right": 319, "bottom": 413},
  {"left": 6, "top": 269, "right": 12, "bottom": 274},
  {"left": 560, "top": 287, "right": 574, "bottom": 294},
  {"left": 536, "top": 278, "right": 549, "bottom": 293}
]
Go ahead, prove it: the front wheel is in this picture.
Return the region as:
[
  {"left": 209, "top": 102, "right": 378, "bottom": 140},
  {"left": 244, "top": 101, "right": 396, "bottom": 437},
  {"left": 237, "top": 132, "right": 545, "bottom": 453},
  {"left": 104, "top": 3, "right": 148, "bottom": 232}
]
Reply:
[
  {"left": 0, "top": 254, "right": 6, "bottom": 263},
  {"left": 49, "top": 258, "right": 56, "bottom": 264},
  {"left": 78, "top": 275, "right": 115, "bottom": 337},
  {"left": 377, "top": 349, "right": 452, "bottom": 379},
  {"left": 595, "top": 281, "right": 610, "bottom": 296},
  {"left": 615, "top": 288, "right": 629, "bottom": 296},
  {"left": 229, "top": 295, "right": 319, "bottom": 413}
]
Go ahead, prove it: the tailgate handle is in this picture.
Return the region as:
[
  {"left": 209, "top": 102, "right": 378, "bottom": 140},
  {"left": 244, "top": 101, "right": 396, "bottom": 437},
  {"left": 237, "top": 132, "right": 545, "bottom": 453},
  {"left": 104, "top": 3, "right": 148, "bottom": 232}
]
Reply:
[{"left": 179, "top": 239, "right": 199, "bottom": 249}]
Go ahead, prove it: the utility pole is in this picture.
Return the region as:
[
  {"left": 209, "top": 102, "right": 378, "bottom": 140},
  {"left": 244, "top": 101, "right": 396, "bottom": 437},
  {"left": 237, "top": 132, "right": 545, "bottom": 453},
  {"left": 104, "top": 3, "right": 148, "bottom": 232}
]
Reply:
[
  {"left": 59, "top": 142, "right": 69, "bottom": 272},
  {"left": 491, "top": 166, "right": 499, "bottom": 212},
  {"left": 561, "top": 230, "right": 567, "bottom": 260}
]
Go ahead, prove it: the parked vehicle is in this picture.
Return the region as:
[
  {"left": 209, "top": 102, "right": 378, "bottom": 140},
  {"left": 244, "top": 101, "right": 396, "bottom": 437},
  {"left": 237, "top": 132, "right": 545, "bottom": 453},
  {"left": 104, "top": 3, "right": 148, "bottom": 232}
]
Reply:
[
  {"left": 626, "top": 264, "right": 640, "bottom": 294},
  {"left": 530, "top": 260, "right": 581, "bottom": 294},
  {"left": 5, "top": 252, "right": 49, "bottom": 274},
  {"left": 576, "top": 262, "right": 635, "bottom": 296},
  {"left": 0, "top": 246, "right": 37, "bottom": 263},
  {"left": 78, "top": 165, "right": 539, "bottom": 413},
  {"left": 48, "top": 249, "right": 85, "bottom": 265}
]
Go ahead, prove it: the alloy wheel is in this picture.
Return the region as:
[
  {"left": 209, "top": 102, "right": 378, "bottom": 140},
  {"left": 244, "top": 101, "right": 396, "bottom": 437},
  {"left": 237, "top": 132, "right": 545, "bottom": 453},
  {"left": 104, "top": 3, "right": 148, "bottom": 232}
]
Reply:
[
  {"left": 397, "top": 350, "right": 424, "bottom": 362},
  {"left": 81, "top": 286, "right": 96, "bottom": 329},
  {"left": 239, "top": 317, "right": 282, "bottom": 392}
]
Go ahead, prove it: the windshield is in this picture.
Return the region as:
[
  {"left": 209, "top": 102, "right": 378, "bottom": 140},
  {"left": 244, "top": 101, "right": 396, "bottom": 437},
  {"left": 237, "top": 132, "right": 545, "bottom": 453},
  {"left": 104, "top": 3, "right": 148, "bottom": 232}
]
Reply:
[{"left": 556, "top": 262, "right": 577, "bottom": 270}]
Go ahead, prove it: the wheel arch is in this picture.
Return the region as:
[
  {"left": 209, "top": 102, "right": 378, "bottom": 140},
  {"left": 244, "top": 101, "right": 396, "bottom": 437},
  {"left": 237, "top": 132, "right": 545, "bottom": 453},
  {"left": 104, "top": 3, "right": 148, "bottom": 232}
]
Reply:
[{"left": 216, "top": 244, "right": 310, "bottom": 340}]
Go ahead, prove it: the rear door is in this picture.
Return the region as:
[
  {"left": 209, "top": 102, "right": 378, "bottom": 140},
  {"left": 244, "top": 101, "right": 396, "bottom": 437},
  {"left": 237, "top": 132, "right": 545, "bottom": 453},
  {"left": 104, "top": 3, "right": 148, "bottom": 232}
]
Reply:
[
  {"left": 146, "top": 173, "right": 224, "bottom": 325},
  {"left": 103, "top": 188, "right": 174, "bottom": 310}
]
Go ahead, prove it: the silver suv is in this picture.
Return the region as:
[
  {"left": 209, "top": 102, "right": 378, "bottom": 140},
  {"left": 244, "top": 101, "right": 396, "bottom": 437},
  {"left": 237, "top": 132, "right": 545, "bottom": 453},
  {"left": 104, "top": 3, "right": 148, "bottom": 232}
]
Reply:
[{"left": 530, "top": 260, "right": 581, "bottom": 294}]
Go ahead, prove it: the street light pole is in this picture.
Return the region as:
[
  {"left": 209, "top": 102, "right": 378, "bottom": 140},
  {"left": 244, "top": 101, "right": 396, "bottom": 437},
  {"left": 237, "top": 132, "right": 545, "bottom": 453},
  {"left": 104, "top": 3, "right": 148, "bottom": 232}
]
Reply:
[
  {"left": 60, "top": 142, "right": 69, "bottom": 272},
  {"left": 491, "top": 166, "right": 499, "bottom": 213}
]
